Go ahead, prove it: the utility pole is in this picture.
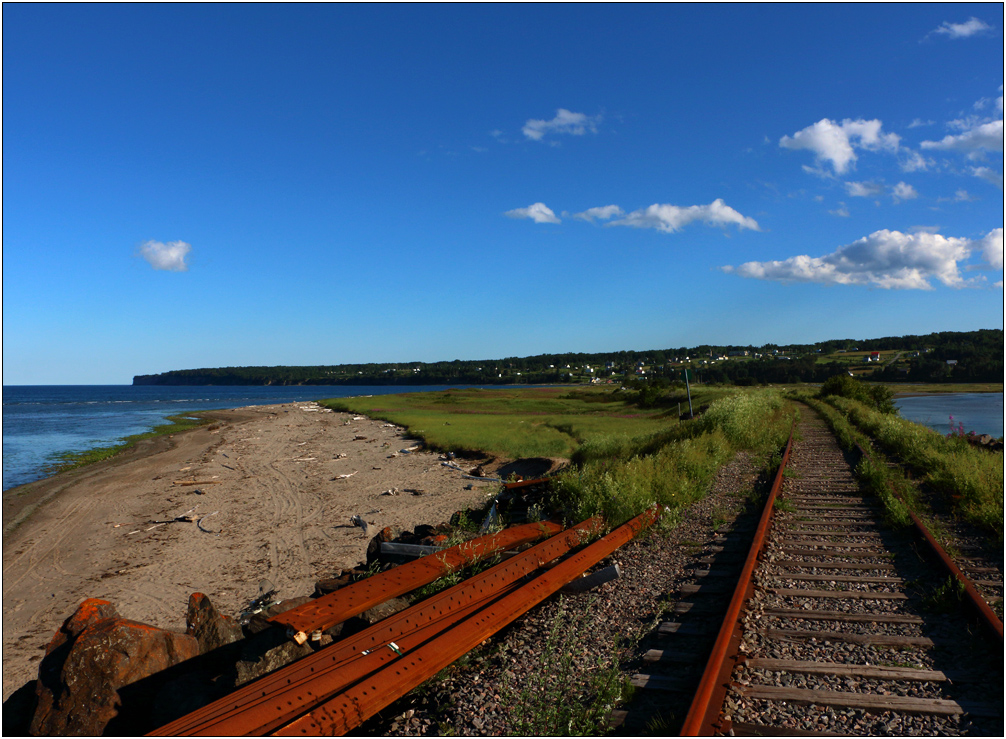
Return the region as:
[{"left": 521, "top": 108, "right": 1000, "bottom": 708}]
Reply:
[{"left": 684, "top": 368, "right": 694, "bottom": 419}]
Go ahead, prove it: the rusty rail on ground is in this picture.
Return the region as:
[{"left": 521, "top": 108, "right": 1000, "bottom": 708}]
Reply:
[
  {"left": 502, "top": 476, "right": 552, "bottom": 490},
  {"left": 269, "top": 519, "right": 562, "bottom": 643},
  {"left": 275, "top": 506, "right": 660, "bottom": 736},
  {"left": 855, "top": 442, "right": 1003, "bottom": 644},
  {"left": 680, "top": 425, "right": 795, "bottom": 736},
  {"left": 153, "top": 515, "right": 622, "bottom": 736}
]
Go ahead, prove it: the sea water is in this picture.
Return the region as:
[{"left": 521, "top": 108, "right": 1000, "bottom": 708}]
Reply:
[
  {"left": 2, "top": 385, "right": 484, "bottom": 491},
  {"left": 894, "top": 392, "right": 1003, "bottom": 439}
]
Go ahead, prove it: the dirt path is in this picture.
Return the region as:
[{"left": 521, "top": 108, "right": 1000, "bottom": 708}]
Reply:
[{"left": 2, "top": 402, "right": 494, "bottom": 699}]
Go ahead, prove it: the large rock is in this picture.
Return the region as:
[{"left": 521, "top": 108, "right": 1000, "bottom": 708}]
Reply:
[
  {"left": 185, "top": 592, "right": 243, "bottom": 654},
  {"left": 231, "top": 597, "right": 315, "bottom": 687},
  {"left": 31, "top": 598, "right": 199, "bottom": 736},
  {"left": 232, "top": 628, "right": 314, "bottom": 688}
]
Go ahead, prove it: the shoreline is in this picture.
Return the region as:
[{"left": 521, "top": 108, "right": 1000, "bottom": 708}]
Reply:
[
  {"left": 2, "top": 402, "right": 495, "bottom": 699},
  {"left": 3, "top": 410, "right": 235, "bottom": 537}
]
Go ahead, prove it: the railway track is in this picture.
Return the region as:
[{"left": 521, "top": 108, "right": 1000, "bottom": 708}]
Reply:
[
  {"left": 145, "top": 408, "right": 1001, "bottom": 736},
  {"left": 665, "top": 412, "right": 1004, "bottom": 736}
]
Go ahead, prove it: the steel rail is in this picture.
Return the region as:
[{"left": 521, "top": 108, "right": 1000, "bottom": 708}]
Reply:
[
  {"left": 160, "top": 582, "right": 523, "bottom": 736},
  {"left": 855, "top": 443, "right": 1003, "bottom": 644},
  {"left": 270, "top": 519, "right": 562, "bottom": 641},
  {"left": 680, "top": 425, "right": 795, "bottom": 736},
  {"left": 273, "top": 506, "right": 661, "bottom": 736},
  {"left": 151, "top": 518, "right": 602, "bottom": 736}
]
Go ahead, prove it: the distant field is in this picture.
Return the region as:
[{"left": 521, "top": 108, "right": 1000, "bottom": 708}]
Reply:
[
  {"left": 877, "top": 382, "right": 1003, "bottom": 394},
  {"left": 319, "top": 386, "right": 732, "bottom": 459},
  {"left": 817, "top": 350, "right": 900, "bottom": 366}
]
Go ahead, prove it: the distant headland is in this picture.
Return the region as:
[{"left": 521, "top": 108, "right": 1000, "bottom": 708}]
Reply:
[{"left": 132, "top": 329, "right": 1003, "bottom": 387}]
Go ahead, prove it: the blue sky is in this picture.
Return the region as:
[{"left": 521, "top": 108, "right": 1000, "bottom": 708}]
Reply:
[{"left": 3, "top": 4, "right": 1003, "bottom": 385}]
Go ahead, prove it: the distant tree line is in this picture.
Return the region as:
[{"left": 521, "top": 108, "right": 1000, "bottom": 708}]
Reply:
[{"left": 132, "top": 329, "right": 1003, "bottom": 387}]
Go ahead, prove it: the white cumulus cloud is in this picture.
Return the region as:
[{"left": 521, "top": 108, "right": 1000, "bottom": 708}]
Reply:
[
  {"left": 932, "top": 17, "right": 992, "bottom": 39},
  {"left": 900, "top": 149, "right": 932, "bottom": 172},
  {"left": 504, "top": 202, "right": 561, "bottom": 224},
  {"left": 139, "top": 239, "right": 191, "bottom": 271},
  {"left": 921, "top": 120, "right": 1004, "bottom": 155},
  {"left": 978, "top": 228, "right": 1004, "bottom": 269},
  {"left": 845, "top": 181, "right": 884, "bottom": 198},
  {"left": 573, "top": 205, "right": 624, "bottom": 222},
  {"left": 721, "top": 229, "right": 981, "bottom": 290},
  {"left": 522, "top": 109, "right": 601, "bottom": 141},
  {"left": 609, "top": 199, "right": 760, "bottom": 234},
  {"left": 780, "top": 118, "right": 900, "bottom": 175},
  {"left": 971, "top": 166, "right": 1004, "bottom": 189},
  {"left": 892, "top": 182, "right": 918, "bottom": 202}
]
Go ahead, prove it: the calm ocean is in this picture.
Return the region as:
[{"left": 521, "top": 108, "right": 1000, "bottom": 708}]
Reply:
[
  {"left": 894, "top": 392, "right": 1003, "bottom": 439},
  {"left": 1, "top": 384, "right": 484, "bottom": 491}
]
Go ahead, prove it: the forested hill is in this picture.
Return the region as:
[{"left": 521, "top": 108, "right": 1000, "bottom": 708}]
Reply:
[{"left": 132, "top": 329, "right": 1003, "bottom": 387}]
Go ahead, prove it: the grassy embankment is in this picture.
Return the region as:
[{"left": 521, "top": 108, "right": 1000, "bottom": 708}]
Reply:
[
  {"left": 321, "top": 386, "right": 795, "bottom": 526},
  {"left": 791, "top": 381, "right": 1003, "bottom": 545}
]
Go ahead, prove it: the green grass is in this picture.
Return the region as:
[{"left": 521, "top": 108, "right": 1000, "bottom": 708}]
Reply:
[
  {"left": 323, "top": 386, "right": 796, "bottom": 528},
  {"left": 320, "top": 386, "right": 732, "bottom": 460},
  {"left": 503, "top": 597, "right": 630, "bottom": 736},
  {"left": 43, "top": 413, "right": 216, "bottom": 476},
  {"left": 551, "top": 390, "right": 795, "bottom": 525},
  {"left": 802, "top": 396, "right": 917, "bottom": 529}
]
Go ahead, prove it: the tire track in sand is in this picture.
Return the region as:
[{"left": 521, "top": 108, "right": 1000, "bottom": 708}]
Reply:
[{"left": 2, "top": 497, "right": 98, "bottom": 595}]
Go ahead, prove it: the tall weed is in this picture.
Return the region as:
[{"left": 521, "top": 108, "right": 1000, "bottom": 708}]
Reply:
[{"left": 553, "top": 390, "right": 794, "bottom": 525}]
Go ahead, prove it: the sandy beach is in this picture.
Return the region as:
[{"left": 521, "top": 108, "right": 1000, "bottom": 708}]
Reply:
[{"left": 2, "top": 402, "right": 497, "bottom": 699}]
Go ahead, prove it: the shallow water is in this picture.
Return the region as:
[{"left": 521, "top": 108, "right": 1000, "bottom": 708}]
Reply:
[
  {"left": 894, "top": 392, "right": 1003, "bottom": 438},
  {"left": 2, "top": 385, "right": 485, "bottom": 491}
]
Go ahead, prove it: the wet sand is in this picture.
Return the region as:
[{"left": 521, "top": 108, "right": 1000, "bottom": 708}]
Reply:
[{"left": 2, "top": 402, "right": 496, "bottom": 699}]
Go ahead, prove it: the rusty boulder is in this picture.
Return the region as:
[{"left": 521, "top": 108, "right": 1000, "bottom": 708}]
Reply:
[{"left": 31, "top": 598, "right": 199, "bottom": 736}]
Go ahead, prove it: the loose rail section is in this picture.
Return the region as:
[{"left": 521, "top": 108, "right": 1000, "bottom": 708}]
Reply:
[{"left": 153, "top": 509, "right": 657, "bottom": 736}]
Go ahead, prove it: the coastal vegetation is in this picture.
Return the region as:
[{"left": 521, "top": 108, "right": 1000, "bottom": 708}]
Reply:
[
  {"left": 822, "top": 396, "right": 1003, "bottom": 539},
  {"left": 551, "top": 390, "right": 793, "bottom": 524},
  {"left": 133, "top": 328, "right": 1003, "bottom": 387},
  {"left": 320, "top": 386, "right": 736, "bottom": 460},
  {"left": 800, "top": 376, "right": 1004, "bottom": 542},
  {"left": 323, "top": 386, "right": 796, "bottom": 526}
]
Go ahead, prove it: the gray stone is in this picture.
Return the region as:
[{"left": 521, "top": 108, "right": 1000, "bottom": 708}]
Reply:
[{"left": 186, "top": 592, "right": 244, "bottom": 654}]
